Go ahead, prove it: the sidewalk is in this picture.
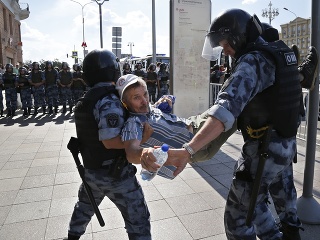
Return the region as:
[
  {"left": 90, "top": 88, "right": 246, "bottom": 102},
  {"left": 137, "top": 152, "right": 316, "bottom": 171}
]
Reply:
[{"left": 0, "top": 112, "right": 319, "bottom": 240}]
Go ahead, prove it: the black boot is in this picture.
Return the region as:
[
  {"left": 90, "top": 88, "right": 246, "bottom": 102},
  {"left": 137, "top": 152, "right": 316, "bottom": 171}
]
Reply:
[
  {"left": 34, "top": 107, "right": 38, "bottom": 115},
  {"left": 28, "top": 107, "right": 32, "bottom": 115},
  {"left": 62, "top": 105, "right": 67, "bottom": 113},
  {"left": 54, "top": 106, "right": 59, "bottom": 113},
  {"left": 11, "top": 108, "right": 16, "bottom": 116},
  {"left": 6, "top": 109, "right": 11, "bottom": 117},
  {"left": 48, "top": 106, "right": 53, "bottom": 114},
  {"left": 279, "top": 221, "right": 302, "bottom": 240},
  {"left": 63, "top": 234, "right": 80, "bottom": 240},
  {"left": 69, "top": 105, "right": 73, "bottom": 113},
  {"left": 23, "top": 108, "right": 28, "bottom": 116},
  {"left": 0, "top": 109, "right": 3, "bottom": 116},
  {"left": 42, "top": 106, "right": 46, "bottom": 114}
]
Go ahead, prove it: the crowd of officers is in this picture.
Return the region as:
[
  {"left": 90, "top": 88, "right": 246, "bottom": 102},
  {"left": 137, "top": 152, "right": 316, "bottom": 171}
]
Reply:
[
  {"left": 0, "top": 60, "right": 170, "bottom": 118},
  {"left": 0, "top": 61, "right": 87, "bottom": 117},
  {"left": 122, "top": 61, "right": 170, "bottom": 103}
]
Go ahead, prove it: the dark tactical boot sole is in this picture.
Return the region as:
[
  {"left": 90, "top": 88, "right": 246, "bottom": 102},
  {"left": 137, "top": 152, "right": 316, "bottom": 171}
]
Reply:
[{"left": 298, "top": 46, "right": 319, "bottom": 90}]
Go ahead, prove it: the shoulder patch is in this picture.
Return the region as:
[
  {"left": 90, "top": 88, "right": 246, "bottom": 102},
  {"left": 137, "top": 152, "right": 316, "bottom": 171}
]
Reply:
[
  {"left": 106, "top": 113, "right": 120, "bottom": 128},
  {"left": 284, "top": 52, "right": 297, "bottom": 65}
]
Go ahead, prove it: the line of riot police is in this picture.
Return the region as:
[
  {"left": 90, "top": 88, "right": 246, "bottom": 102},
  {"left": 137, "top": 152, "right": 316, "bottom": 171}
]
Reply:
[
  {"left": 122, "top": 61, "right": 170, "bottom": 103},
  {"left": 0, "top": 61, "right": 87, "bottom": 117}
]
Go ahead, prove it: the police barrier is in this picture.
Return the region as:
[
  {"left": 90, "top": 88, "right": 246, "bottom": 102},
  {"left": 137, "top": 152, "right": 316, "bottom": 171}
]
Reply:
[{"left": 209, "top": 83, "right": 223, "bottom": 107}]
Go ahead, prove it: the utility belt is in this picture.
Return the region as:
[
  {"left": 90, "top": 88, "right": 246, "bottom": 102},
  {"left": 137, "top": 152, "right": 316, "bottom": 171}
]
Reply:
[
  {"left": 100, "top": 156, "right": 129, "bottom": 179},
  {"left": 19, "top": 85, "right": 31, "bottom": 90}
]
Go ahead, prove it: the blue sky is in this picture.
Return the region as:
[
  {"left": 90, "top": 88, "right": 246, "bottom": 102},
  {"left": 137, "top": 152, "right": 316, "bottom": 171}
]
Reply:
[{"left": 20, "top": 0, "right": 312, "bottom": 65}]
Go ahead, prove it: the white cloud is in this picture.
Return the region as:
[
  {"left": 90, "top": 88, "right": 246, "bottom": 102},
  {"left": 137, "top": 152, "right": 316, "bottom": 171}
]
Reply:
[{"left": 242, "top": 0, "right": 257, "bottom": 4}]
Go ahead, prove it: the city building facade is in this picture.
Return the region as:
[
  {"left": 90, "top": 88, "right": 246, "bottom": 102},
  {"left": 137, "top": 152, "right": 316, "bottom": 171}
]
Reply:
[
  {"left": 280, "top": 17, "right": 311, "bottom": 63},
  {"left": 0, "top": 0, "right": 29, "bottom": 67}
]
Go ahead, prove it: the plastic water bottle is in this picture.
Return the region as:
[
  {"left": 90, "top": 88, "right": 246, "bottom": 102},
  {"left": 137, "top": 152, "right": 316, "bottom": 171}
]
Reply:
[{"left": 140, "top": 144, "right": 169, "bottom": 181}]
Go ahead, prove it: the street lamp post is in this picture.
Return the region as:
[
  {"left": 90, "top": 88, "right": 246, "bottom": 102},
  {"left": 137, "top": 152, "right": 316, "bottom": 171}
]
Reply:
[
  {"left": 127, "top": 42, "right": 134, "bottom": 58},
  {"left": 284, "top": 7, "right": 298, "bottom": 46},
  {"left": 261, "top": 1, "right": 279, "bottom": 24},
  {"left": 70, "top": 0, "right": 93, "bottom": 59},
  {"left": 92, "top": 0, "right": 109, "bottom": 49}
]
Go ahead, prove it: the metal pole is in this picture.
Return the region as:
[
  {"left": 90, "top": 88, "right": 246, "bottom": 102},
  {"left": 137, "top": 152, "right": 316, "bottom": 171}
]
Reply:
[
  {"left": 152, "top": 0, "right": 156, "bottom": 64},
  {"left": 92, "top": 0, "right": 108, "bottom": 49},
  {"left": 99, "top": 4, "right": 103, "bottom": 48},
  {"left": 70, "top": 1, "right": 93, "bottom": 59},
  {"left": 296, "top": 0, "right": 320, "bottom": 224}
]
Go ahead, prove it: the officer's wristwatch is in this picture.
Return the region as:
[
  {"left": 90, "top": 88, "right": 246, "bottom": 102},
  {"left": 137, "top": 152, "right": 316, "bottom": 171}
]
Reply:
[{"left": 182, "top": 143, "right": 195, "bottom": 158}]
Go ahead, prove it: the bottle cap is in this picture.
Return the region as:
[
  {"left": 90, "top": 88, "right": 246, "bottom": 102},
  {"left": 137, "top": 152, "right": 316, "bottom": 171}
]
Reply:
[{"left": 161, "top": 144, "right": 169, "bottom": 152}]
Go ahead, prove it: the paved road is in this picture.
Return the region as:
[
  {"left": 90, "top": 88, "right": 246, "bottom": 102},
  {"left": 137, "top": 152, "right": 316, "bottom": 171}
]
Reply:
[{"left": 0, "top": 111, "right": 320, "bottom": 239}]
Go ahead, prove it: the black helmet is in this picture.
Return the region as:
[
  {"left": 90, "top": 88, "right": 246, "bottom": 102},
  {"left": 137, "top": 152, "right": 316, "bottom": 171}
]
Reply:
[
  {"left": 19, "top": 67, "right": 27, "bottom": 75},
  {"left": 61, "top": 62, "right": 69, "bottom": 70},
  {"left": 135, "top": 62, "right": 142, "bottom": 69},
  {"left": 82, "top": 49, "right": 120, "bottom": 87},
  {"left": 32, "top": 62, "right": 40, "bottom": 70},
  {"left": 73, "top": 63, "right": 81, "bottom": 71},
  {"left": 5, "top": 63, "right": 13, "bottom": 71},
  {"left": 160, "top": 63, "right": 166, "bottom": 71},
  {"left": 148, "top": 63, "right": 156, "bottom": 71},
  {"left": 202, "top": 9, "right": 263, "bottom": 60},
  {"left": 45, "top": 61, "right": 53, "bottom": 69},
  {"left": 261, "top": 22, "right": 279, "bottom": 42},
  {"left": 123, "top": 62, "right": 131, "bottom": 70}
]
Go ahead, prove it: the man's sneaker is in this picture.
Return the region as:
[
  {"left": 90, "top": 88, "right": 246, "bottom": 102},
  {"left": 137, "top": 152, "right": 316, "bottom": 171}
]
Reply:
[
  {"left": 298, "top": 46, "right": 318, "bottom": 90},
  {"left": 279, "top": 221, "right": 302, "bottom": 240}
]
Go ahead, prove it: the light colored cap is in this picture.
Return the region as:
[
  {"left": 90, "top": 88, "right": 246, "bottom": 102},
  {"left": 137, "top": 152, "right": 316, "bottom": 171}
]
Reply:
[{"left": 116, "top": 74, "right": 139, "bottom": 100}]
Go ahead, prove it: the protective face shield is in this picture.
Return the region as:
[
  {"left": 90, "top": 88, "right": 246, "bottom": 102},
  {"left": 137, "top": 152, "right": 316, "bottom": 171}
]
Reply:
[
  {"left": 202, "top": 36, "right": 223, "bottom": 61},
  {"left": 19, "top": 67, "right": 27, "bottom": 75},
  {"left": 202, "top": 9, "right": 263, "bottom": 61}
]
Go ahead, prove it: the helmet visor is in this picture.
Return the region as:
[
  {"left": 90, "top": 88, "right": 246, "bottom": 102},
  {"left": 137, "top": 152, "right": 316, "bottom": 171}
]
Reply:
[{"left": 202, "top": 35, "right": 223, "bottom": 61}]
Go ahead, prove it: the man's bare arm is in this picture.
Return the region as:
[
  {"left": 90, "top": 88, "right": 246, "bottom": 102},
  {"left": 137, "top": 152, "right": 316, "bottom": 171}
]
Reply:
[
  {"left": 102, "top": 135, "right": 124, "bottom": 149},
  {"left": 123, "top": 139, "right": 144, "bottom": 164}
]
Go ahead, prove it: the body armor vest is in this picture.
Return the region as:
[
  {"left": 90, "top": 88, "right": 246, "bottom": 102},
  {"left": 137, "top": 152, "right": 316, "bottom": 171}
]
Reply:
[
  {"left": 3, "top": 73, "right": 16, "bottom": 88},
  {"left": 45, "top": 70, "right": 57, "bottom": 86},
  {"left": 72, "top": 72, "right": 84, "bottom": 88},
  {"left": 60, "top": 71, "right": 72, "bottom": 85},
  {"left": 237, "top": 40, "right": 301, "bottom": 139},
  {"left": 31, "top": 71, "right": 42, "bottom": 83},
  {"left": 74, "top": 85, "right": 126, "bottom": 169},
  {"left": 18, "top": 75, "right": 30, "bottom": 89}
]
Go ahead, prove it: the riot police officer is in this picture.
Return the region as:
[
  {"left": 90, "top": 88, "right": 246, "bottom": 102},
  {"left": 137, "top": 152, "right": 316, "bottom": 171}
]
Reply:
[
  {"left": 145, "top": 63, "right": 158, "bottom": 103},
  {"left": 122, "top": 62, "right": 132, "bottom": 75},
  {"left": 58, "top": 62, "right": 73, "bottom": 113},
  {"left": 157, "top": 62, "right": 169, "bottom": 99},
  {"left": 71, "top": 63, "right": 86, "bottom": 102},
  {"left": 44, "top": 61, "right": 59, "bottom": 114},
  {"left": 65, "top": 49, "right": 151, "bottom": 240},
  {"left": 2, "top": 64, "right": 18, "bottom": 116},
  {"left": 17, "top": 67, "right": 32, "bottom": 116},
  {"left": 142, "top": 8, "right": 308, "bottom": 240},
  {"left": 28, "top": 62, "right": 46, "bottom": 115},
  {"left": 132, "top": 61, "right": 146, "bottom": 79}
]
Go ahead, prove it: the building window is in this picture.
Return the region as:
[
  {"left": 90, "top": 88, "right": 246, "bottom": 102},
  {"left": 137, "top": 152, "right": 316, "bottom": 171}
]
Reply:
[
  {"left": 3, "top": 8, "right": 7, "bottom": 31},
  {"left": 9, "top": 14, "right": 13, "bottom": 35}
]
